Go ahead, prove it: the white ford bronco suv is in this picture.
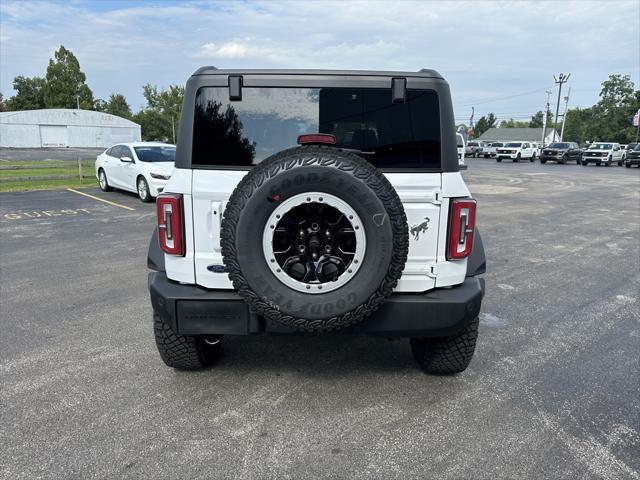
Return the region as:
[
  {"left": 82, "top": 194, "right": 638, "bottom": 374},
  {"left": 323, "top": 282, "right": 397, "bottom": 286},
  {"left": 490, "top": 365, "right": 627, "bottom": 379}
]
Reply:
[{"left": 148, "top": 68, "right": 486, "bottom": 374}]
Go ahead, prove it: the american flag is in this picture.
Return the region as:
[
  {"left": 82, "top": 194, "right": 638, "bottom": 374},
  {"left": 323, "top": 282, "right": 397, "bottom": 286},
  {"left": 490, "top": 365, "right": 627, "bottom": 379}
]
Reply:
[{"left": 467, "top": 107, "right": 475, "bottom": 137}]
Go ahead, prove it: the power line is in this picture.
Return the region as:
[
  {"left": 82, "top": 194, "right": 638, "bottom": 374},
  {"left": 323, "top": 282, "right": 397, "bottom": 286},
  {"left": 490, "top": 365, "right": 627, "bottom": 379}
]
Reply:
[{"left": 457, "top": 86, "right": 554, "bottom": 107}]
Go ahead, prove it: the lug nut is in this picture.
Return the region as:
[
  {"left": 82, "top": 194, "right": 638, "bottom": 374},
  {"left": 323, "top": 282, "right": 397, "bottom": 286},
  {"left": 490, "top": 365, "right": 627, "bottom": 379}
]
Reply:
[
  {"left": 324, "top": 245, "right": 331, "bottom": 253},
  {"left": 299, "top": 230, "right": 305, "bottom": 237},
  {"left": 299, "top": 245, "right": 306, "bottom": 253},
  {"left": 311, "top": 223, "right": 320, "bottom": 231},
  {"left": 312, "top": 252, "right": 318, "bottom": 260},
  {"left": 325, "top": 230, "right": 331, "bottom": 237}
]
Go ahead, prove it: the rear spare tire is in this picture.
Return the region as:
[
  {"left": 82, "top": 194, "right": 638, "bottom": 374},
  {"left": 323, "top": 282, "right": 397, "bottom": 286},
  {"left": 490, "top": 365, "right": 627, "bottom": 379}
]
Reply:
[{"left": 221, "top": 145, "right": 409, "bottom": 332}]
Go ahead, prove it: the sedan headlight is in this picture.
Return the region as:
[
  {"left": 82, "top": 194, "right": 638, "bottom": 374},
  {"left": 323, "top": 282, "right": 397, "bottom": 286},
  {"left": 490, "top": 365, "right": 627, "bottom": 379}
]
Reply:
[{"left": 150, "top": 173, "right": 171, "bottom": 180}]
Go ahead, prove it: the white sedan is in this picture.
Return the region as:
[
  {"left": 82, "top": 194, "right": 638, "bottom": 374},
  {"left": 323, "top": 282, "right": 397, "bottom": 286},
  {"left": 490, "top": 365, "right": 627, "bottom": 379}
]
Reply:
[{"left": 95, "top": 142, "right": 175, "bottom": 202}]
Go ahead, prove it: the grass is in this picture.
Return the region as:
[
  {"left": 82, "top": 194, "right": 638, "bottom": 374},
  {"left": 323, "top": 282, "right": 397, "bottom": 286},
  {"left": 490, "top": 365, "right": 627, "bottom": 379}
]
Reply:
[{"left": 0, "top": 159, "right": 98, "bottom": 192}]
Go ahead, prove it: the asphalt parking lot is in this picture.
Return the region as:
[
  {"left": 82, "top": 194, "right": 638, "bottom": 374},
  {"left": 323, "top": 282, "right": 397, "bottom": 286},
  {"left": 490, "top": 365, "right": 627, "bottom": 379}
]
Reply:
[{"left": 1, "top": 159, "right": 639, "bottom": 479}]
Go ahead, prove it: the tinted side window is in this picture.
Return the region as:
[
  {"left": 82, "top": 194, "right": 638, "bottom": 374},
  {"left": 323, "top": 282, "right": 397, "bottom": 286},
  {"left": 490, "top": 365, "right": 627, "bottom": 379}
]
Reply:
[
  {"left": 121, "top": 146, "right": 134, "bottom": 159},
  {"left": 192, "top": 87, "right": 441, "bottom": 170},
  {"left": 111, "top": 146, "right": 123, "bottom": 158}
]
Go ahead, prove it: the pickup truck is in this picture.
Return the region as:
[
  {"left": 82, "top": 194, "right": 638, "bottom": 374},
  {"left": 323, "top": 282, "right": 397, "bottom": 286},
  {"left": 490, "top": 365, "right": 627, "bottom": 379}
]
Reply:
[
  {"left": 581, "top": 142, "right": 625, "bottom": 166},
  {"left": 496, "top": 142, "right": 536, "bottom": 162}
]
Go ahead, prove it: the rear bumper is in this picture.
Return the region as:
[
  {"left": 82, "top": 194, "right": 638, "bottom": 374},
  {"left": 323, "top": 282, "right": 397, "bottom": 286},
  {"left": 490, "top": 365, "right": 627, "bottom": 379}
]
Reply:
[{"left": 149, "top": 272, "right": 485, "bottom": 338}]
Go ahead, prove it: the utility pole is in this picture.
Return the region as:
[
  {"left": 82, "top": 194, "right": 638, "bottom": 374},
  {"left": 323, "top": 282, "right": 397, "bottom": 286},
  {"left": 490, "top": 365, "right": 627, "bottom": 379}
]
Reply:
[
  {"left": 552, "top": 73, "right": 570, "bottom": 142},
  {"left": 76, "top": 95, "right": 80, "bottom": 110},
  {"left": 560, "top": 87, "right": 571, "bottom": 142},
  {"left": 542, "top": 90, "right": 552, "bottom": 147}
]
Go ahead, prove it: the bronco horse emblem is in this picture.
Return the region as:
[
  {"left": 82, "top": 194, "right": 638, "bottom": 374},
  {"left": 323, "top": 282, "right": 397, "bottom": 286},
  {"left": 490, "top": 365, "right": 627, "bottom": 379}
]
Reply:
[{"left": 410, "top": 217, "right": 430, "bottom": 240}]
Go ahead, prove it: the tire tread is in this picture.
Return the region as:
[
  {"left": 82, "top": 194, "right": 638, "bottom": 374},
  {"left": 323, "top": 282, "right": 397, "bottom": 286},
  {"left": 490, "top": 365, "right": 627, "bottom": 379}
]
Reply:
[{"left": 411, "top": 316, "right": 479, "bottom": 374}]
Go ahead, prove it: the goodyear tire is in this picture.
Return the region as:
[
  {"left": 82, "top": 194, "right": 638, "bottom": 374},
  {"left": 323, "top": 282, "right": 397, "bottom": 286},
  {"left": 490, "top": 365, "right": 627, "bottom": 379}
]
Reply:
[{"left": 221, "top": 145, "right": 409, "bottom": 332}]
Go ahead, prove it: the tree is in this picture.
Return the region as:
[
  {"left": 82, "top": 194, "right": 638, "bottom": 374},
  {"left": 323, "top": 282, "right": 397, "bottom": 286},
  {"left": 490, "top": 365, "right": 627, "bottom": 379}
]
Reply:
[
  {"left": 135, "top": 84, "right": 185, "bottom": 142},
  {"left": 589, "top": 74, "right": 639, "bottom": 143},
  {"left": 473, "top": 113, "right": 497, "bottom": 138},
  {"left": 562, "top": 107, "right": 596, "bottom": 145},
  {"left": 132, "top": 109, "right": 168, "bottom": 141},
  {"left": 104, "top": 93, "right": 132, "bottom": 119},
  {"left": 0, "top": 92, "right": 7, "bottom": 112},
  {"left": 43, "top": 45, "right": 94, "bottom": 109},
  {"left": 5, "top": 76, "right": 46, "bottom": 110},
  {"left": 500, "top": 118, "right": 529, "bottom": 128},
  {"left": 93, "top": 99, "right": 108, "bottom": 112},
  {"left": 529, "top": 110, "right": 554, "bottom": 128}
]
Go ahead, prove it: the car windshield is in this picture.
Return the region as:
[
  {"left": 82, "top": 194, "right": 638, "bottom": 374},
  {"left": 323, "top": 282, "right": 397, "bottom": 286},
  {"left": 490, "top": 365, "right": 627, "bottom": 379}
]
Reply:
[
  {"left": 549, "top": 143, "right": 569, "bottom": 149},
  {"left": 631, "top": 144, "right": 640, "bottom": 151},
  {"left": 589, "top": 143, "right": 612, "bottom": 150},
  {"left": 492, "top": 142, "right": 503, "bottom": 147},
  {"left": 193, "top": 87, "right": 442, "bottom": 169},
  {"left": 134, "top": 146, "right": 176, "bottom": 162},
  {"left": 504, "top": 142, "right": 522, "bottom": 147},
  {"left": 468, "top": 142, "right": 478, "bottom": 146}
]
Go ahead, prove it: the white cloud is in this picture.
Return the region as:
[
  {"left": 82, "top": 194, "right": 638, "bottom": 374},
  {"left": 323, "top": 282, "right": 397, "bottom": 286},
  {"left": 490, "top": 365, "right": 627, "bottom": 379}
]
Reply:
[
  {"left": 197, "top": 42, "right": 250, "bottom": 59},
  {"left": 0, "top": 0, "right": 638, "bottom": 119}
]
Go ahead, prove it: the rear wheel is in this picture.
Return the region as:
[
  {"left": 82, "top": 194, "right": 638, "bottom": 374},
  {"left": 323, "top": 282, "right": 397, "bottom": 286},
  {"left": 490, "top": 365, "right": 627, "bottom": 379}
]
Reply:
[
  {"left": 137, "top": 176, "right": 152, "bottom": 202},
  {"left": 540, "top": 159, "right": 547, "bottom": 164},
  {"left": 153, "top": 312, "right": 222, "bottom": 370},
  {"left": 581, "top": 161, "right": 587, "bottom": 166},
  {"left": 410, "top": 317, "right": 479, "bottom": 374},
  {"left": 98, "top": 169, "right": 112, "bottom": 192},
  {"left": 496, "top": 158, "right": 502, "bottom": 162}
]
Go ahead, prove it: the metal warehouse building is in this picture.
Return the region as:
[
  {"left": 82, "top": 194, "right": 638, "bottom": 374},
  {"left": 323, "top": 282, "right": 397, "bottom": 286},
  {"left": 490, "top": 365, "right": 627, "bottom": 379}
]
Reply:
[{"left": 0, "top": 109, "right": 141, "bottom": 148}]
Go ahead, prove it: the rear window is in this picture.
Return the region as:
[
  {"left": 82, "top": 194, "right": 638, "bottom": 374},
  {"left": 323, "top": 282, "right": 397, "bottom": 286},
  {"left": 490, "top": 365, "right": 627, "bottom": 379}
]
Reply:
[
  {"left": 134, "top": 146, "right": 176, "bottom": 162},
  {"left": 192, "top": 87, "right": 441, "bottom": 169}
]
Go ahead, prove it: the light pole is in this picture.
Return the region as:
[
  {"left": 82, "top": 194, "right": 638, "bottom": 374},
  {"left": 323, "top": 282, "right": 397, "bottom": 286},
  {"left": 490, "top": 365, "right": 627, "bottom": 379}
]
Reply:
[
  {"left": 552, "top": 73, "right": 570, "bottom": 143},
  {"left": 560, "top": 87, "right": 571, "bottom": 142}
]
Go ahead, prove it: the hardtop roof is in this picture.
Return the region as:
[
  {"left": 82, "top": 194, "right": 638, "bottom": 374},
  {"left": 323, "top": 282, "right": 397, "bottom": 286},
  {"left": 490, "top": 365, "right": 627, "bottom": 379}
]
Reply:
[{"left": 191, "top": 67, "right": 443, "bottom": 79}]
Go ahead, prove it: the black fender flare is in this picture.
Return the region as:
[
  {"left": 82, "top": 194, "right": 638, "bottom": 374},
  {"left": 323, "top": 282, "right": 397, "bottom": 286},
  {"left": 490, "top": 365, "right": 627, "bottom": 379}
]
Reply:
[
  {"left": 147, "top": 227, "right": 165, "bottom": 272},
  {"left": 466, "top": 227, "right": 486, "bottom": 277}
]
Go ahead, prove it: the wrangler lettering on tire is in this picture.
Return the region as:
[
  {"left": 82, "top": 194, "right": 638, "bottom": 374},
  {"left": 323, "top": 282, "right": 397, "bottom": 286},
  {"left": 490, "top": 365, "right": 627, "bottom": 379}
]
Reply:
[{"left": 221, "top": 145, "right": 409, "bottom": 332}]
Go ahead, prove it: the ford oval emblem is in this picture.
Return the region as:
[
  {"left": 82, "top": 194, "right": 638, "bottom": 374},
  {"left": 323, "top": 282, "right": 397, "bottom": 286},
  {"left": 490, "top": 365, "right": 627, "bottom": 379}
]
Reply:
[{"left": 207, "top": 264, "right": 226, "bottom": 273}]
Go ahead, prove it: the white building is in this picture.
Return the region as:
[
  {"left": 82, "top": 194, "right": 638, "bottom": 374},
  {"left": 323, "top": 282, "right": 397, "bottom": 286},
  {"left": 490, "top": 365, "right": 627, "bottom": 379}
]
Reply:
[{"left": 0, "top": 109, "right": 141, "bottom": 148}]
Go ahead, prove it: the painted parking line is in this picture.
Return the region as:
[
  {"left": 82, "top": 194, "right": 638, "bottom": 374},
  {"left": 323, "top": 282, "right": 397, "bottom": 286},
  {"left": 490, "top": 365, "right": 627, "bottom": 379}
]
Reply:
[{"left": 66, "top": 188, "right": 135, "bottom": 211}]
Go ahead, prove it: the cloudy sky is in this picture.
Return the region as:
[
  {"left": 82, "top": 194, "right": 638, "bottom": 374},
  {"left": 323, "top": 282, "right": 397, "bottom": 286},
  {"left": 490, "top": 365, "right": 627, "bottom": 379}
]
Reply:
[{"left": 1, "top": 0, "right": 638, "bottom": 124}]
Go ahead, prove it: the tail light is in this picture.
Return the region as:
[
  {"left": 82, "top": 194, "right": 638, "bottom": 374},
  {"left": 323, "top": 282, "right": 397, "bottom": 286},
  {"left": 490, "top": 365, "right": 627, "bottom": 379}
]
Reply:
[
  {"left": 447, "top": 198, "right": 476, "bottom": 260},
  {"left": 297, "top": 134, "right": 336, "bottom": 145},
  {"left": 157, "top": 194, "right": 184, "bottom": 256}
]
